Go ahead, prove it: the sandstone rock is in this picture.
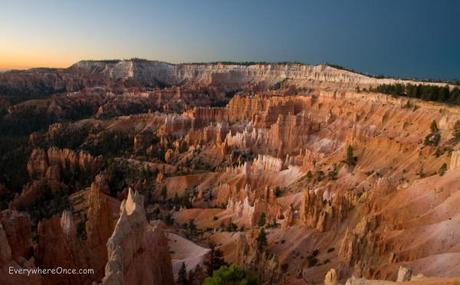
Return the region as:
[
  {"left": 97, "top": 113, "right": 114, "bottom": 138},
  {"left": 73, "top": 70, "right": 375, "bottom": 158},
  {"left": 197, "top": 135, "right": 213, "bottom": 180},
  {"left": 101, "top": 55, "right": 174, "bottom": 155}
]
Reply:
[
  {"left": 324, "top": 268, "right": 338, "bottom": 285},
  {"left": 0, "top": 210, "right": 33, "bottom": 261},
  {"left": 85, "top": 175, "right": 119, "bottom": 279},
  {"left": 101, "top": 188, "right": 174, "bottom": 285},
  {"left": 35, "top": 211, "right": 89, "bottom": 285},
  {"left": 0, "top": 223, "right": 12, "bottom": 265},
  {"left": 396, "top": 266, "right": 412, "bottom": 282},
  {"left": 450, "top": 150, "right": 460, "bottom": 170}
]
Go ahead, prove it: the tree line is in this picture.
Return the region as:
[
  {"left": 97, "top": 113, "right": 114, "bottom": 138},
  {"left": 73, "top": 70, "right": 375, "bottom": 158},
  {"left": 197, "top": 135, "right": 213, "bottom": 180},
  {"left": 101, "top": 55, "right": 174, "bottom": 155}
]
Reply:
[{"left": 370, "top": 83, "right": 460, "bottom": 105}]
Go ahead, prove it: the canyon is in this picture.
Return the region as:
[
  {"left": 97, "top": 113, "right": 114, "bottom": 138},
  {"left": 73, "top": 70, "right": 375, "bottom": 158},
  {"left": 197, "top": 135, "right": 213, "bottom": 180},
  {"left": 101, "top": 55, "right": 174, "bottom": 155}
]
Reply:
[{"left": 0, "top": 59, "right": 460, "bottom": 285}]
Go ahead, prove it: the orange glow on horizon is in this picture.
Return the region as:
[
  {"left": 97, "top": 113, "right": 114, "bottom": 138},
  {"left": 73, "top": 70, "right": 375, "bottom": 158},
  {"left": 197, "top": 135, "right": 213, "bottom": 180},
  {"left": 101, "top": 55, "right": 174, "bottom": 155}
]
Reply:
[{"left": 0, "top": 55, "right": 73, "bottom": 70}]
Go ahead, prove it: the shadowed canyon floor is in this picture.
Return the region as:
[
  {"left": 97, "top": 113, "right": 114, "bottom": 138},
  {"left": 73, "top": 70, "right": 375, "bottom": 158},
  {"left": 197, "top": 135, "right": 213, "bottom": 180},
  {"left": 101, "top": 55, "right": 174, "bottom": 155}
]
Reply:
[{"left": 1, "top": 60, "right": 460, "bottom": 284}]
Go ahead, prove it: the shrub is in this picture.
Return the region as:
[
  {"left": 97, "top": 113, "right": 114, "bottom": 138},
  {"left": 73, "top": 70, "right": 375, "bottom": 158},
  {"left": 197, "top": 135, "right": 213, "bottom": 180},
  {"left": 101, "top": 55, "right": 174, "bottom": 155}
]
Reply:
[
  {"left": 438, "top": 163, "right": 448, "bottom": 176},
  {"left": 424, "top": 121, "right": 441, "bottom": 146},
  {"left": 205, "top": 243, "right": 227, "bottom": 276},
  {"left": 346, "top": 145, "right": 357, "bottom": 166},
  {"left": 203, "top": 265, "right": 258, "bottom": 285},
  {"left": 453, "top": 120, "right": 460, "bottom": 142},
  {"left": 256, "top": 228, "right": 267, "bottom": 251},
  {"left": 257, "top": 213, "right": 266, "bottom": 227}
]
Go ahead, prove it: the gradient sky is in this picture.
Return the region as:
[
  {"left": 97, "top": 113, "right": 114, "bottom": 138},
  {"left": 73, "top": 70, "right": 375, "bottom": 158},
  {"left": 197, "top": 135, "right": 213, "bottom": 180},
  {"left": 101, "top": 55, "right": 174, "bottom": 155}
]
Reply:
[{"left": 1, "top": 0, "right": 459, "bottom": 80}]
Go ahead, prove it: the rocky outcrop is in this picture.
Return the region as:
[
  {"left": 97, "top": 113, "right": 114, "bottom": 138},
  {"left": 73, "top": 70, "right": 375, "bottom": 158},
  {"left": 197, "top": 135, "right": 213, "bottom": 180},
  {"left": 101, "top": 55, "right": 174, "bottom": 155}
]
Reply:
[
  {"left": 396, "top": 266, "right": 412, "bottom": 282},
  {"left": 339, "top": 215, "right": 381, "bottom": 277},
  {"left": 101, "top": 189, "right": 174, "bottom": 285},
  {"left": 300, "top": 188, "right": 352, "bottom": 232},
  {"left": 450, "top": 150, "right": 460, "bottom": 170},
  {"left": 0, "top": 210, "right": 41, "bottom": 285},
  {"left": 26, "top": 147, "right": 101, "bottom": 190},
  {"left": 234, "top": 232, "right": 283, "bottom": 285},
  {"left": 35, "top": 211, "right": 91, "bottom": 285},
  {"left": 85, "top": 175, "right": 120, "bottom": 279},
  {"left": 324, "top": 268, "right": 338, "bottom": 285},
  {"left": 0, "top": 210, "right": 33, "bottom": 261}
]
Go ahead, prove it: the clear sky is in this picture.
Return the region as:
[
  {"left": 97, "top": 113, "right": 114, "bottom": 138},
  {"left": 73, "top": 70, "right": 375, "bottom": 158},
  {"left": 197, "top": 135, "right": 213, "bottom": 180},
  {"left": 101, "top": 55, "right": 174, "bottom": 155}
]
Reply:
[{"left": 1, "top": 0, "right": 459, "bottom": 80}]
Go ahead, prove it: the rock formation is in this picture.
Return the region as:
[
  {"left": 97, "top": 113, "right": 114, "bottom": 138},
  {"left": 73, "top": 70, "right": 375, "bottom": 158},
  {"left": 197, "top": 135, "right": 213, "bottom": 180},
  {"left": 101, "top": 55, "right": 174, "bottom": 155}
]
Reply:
[
  {"left": 101, "top": 189, "right": 174, "bottom": 285},
  {"left": 0, "top": 210, "right": 41, "bottom": 285}
]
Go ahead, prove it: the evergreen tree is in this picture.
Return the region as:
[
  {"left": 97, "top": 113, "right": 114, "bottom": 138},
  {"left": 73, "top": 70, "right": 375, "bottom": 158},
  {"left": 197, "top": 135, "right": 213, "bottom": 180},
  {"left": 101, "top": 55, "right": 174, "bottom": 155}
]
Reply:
[
  {"left": 425, "top": 120, "right": 441, "bottom": 146},
  {"left": 160, "top": 185, "right": 167, "bottom": 200},
  {"left": 438, "top": 163, "right": 448, "bottom": 176},
  {"left": 430, "top": 120, "right": 439, "bottom": 133},
  {"left": 205, "top": 243, "right": 227, "bottom": 276},
  {"left": 186, "top": 219, "right": 197, "bottom": 237},
  {"left": 452, "top": 120, "right": 460, "bottom": 141},
  {"left": 203, "top": 265, "right": 258, "bottom": 285},
  {"left": 257, "top": 212, "right": 266, "bottom": 227},
  {"left": 346, "top": 145, "right": 356, "bottom": 166},
  {"left": 178, "top": 262, "right": 188, "bottom": 285},
  {"left": 256, "top": 228, "right": 268, "bottom": 251}
]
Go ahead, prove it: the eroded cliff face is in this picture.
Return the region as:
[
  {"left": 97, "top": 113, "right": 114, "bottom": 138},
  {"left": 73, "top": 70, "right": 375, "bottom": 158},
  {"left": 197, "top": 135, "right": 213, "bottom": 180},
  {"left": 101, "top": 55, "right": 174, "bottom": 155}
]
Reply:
[
  {"left": 0, "top": 59, "right": 451, "bottom": 98},
  {"left": 0, "top": 210, "right": 41, "bottom": 285}
]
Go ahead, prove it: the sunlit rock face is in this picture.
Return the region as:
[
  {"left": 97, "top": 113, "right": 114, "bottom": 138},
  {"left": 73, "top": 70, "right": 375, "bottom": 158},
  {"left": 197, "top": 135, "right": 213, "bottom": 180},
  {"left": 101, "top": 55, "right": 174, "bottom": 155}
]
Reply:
[{"left": 101, "top": 189, "right": 174, "bottom": 285}]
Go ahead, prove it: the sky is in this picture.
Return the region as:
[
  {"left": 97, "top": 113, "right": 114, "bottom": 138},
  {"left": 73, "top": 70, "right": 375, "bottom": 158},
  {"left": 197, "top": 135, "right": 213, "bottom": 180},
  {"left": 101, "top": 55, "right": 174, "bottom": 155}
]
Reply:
[{"left": 1, "top": 0, "right": 459, "bottom": 80}]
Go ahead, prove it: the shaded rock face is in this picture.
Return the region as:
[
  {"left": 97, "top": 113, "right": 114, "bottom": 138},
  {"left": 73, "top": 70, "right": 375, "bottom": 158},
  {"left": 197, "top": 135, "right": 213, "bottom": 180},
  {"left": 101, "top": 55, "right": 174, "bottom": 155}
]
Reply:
[
  {"left": 35, "top": 211, "right": 88, "bottom": 285},
  {"left": 101, "top": 189, "right": 174, "bottom": 285},
  {"left": 10, "top": 147, "right": 103, "bottom": 212},
  {"left": 27, "top": 147, "right": 102, "bottom": 181},
  {"left": 85, "top": 176, "right": 120, "bottom": 279},
  {"left": 0, "top": 210, "right": 33, "bottom": 261},
  {"left": 25, "top": 176, "right": 118, "bottom": 285},
  {"left": 0, "top": 210, "right": 41, "bottom": 285}
]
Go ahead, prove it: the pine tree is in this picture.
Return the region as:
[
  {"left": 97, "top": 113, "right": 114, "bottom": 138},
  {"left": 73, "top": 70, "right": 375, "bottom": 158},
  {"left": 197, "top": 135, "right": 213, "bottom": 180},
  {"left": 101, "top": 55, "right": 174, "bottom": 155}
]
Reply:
[
  {"left": 160, "top": 185, "right": 167, "bottom": 200},
  {"left": 186, "top": 219, "right": 197, "bottom": 237},
  {"left": 346, "top": 145, "right": 356, "bottom": 166},
  {"left": 438, "top": 163, "right": 448, "bottom": 176},
  {"left": 256, "top": 228, "right": 268, "bottom": 251},
  {"left": 178, "top": 262, "right": 188, "bottom": 285},
  {"left": 430, "top": 120, "right": 439, "bottom": 133},
  {"left": 257, "top": 212, "right": 266, "bottom": 227},
  {"left": 205, "top": 243, "right": 227, "bottom": 276},
  {"left": 453, "top": 120, "right": 460, "bottom": 141}
]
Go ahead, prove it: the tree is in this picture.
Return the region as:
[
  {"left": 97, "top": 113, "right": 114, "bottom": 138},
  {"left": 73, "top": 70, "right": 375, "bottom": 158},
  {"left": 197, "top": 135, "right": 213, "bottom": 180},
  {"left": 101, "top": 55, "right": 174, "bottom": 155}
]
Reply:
[
  {"left": 164, "top": 213, "right": 174, "bottom": 225},
  {"left": 328, "top": 164, "right": 338, "bottom": 180},
  {"left": 257, "top": 212, "right": 266, "bottom": 227},
  {"left": 424, "top": 120, "right": 441, "bottom": 146},
  {"left": 438, "top": 163, "right": 448, "bottom": 176},
  {"left": 306, "top": 170, "right": 313, "bottom": 181},
  {"left": 189, "top": 264, "right": 207, "bottom": 285},
  {"left": 178, "top": 262, "right": 188, "bottom": 285},
  {"left": 203, "top": 265, "right": 258, "bottom": 285},
  {"left": 256, "top": 228, "right": 268, "bottom": 251},
  {"left": 160, "top": 185, "right": 167, "bottom": 200},
  {"left": 186, "top": 219, "right": 198, "bottom": 237},
  {"left": 430, "top": 120, "right": 439, "bottom": 133},
  {"left": 452, "top": 120, "right": 460, "bottom": 142},
  {"left": 346, "top": 145, "right": 356, "bottom": 166},
  {"left": 205, "top": 243, "right": 227, "bottom": 276}
]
